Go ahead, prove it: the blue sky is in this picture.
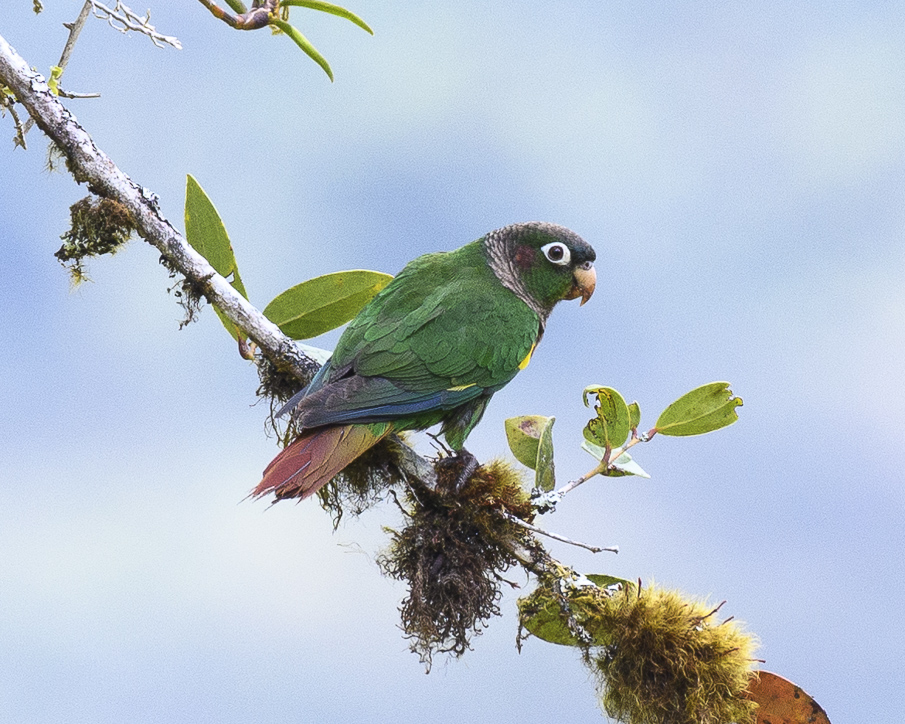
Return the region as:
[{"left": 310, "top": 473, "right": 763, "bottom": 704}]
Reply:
[{"left": 2, "top": 2, "right": 904, "bottom": 722}]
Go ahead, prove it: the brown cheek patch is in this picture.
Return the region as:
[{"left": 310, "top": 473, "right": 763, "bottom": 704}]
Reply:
[{"left": 514, "top": 244, "right": 536, "bottom": 269}]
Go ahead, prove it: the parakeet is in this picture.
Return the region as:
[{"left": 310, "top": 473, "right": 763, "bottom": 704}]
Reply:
[{"left": 254, "top": 221, "right": 596, "bottom": 501}]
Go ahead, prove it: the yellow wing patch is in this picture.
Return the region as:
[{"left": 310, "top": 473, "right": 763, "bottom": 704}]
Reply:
[
  {"left": 519, "top": 342, "right": 538, "bottom": 370},
  {"left": 447, "top": 383, "right": 478, "bottom": 391}
]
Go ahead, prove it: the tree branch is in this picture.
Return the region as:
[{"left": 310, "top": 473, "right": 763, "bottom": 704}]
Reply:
[{"left": 0, "top": 31, "right": 316, "bottom": 383}]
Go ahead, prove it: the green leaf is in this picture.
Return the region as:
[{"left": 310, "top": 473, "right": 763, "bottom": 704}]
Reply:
[
  {"left": 519, "top": 589, "right": 579, "bottom": 647},
  {"left": 184, "top": 175, "right": 249, "bottom": 341},
  {"left": 264, "top": 270, "right": 392, "bottom": 339},
  {"left": 535, "top": 417, "right": 556, "bottom": 492},
  {"left": 628, "top": 401, "right": 641, "bottom": 430},
  {"left": 281, "top": 0, "right": 374, "bottom": 34},
  {"left": 504, "top": 415, "right": 548, "bottom": 469},
  {"left": 519, "top": 576, "right": 635, "bottom": 647},
  {"left": 583, "top": 385, "right": 631, "bottom": 450},
  {"left": 185, "top": 175, "right": 237, "bottom": 277},
  {"left": 654, "top": 381, "right": 743, "bottom": 437},
  {"left": 47, "top": 65, "right": 63, "bottom": 96},
  {"left": 504, "top": 415, "right": 556, "bottom": 491},
  {"left": 270, "top": 18, "right": 334, "bottom": 81}
]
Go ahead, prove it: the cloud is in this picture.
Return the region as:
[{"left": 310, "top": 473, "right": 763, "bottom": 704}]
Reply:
[{"left": 776, "top": 28, "right": 905, "bottom": 187}]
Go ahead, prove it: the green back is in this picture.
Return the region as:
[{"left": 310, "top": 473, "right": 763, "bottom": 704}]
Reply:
[{"left": 331, "top": 240, "right": 540, "bottom": 393}]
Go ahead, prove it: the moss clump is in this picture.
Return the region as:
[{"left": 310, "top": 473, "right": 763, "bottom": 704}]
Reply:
[
  {"left": 519, "top": 579, "right": 758, "bottom": 724},
  {"left": 594, "top": 585, "right": 758, "bottom": 724},
  {"left": 165, "top": 270, "right": 206, "bottom": 329},
  {"left": 378, "top": 457, "right": 533, "bottom": 668},
  {"left": 254, "top": 356, "right": 312, "bottom": 440},
  {"left": 56, "top": 196, "right": 135, "bottom": 284}
]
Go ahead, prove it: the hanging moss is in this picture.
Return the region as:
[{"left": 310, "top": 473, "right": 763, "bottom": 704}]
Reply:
[
  {"left": 377, "top": 458, "right": 533, "bottom": 668},
  {"left": 254, "top": 355, "right": 309, "bottom": 441}
]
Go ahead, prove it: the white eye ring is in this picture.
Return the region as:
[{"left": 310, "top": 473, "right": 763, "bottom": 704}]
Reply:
[{"left": 542, "top": 242, "right": 571, "bottom": 266}]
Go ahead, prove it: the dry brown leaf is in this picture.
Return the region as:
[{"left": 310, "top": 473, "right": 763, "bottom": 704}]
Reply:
[{"left": 746, "top": 670, "right": 831, "bottom": 724}]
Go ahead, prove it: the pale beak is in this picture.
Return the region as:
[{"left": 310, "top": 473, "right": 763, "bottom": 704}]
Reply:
[{"left": 566, "top": 264, "right": 597, "bottom": 305}]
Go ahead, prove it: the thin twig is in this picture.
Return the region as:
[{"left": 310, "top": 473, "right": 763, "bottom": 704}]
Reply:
[
  {"left": 2, "top": 95, "right": 28, "bottom": 148},
  {"left": 90, "top": 1, "right": 183, "bottom": 49},
  {"left": 56, "top": 89, "right": 101, "bottom": 99},
  {"left": 554, "top": 465, "right": 604, "bottom": 498},
  {"left": 21, "top": 0, "right": 93, "bottom": 138},
  {"left": 59, "top": 1, "right": 94, "bottom": 69},
  {"left": 503, "top": 513, "right": 618, "bottom": 555}
]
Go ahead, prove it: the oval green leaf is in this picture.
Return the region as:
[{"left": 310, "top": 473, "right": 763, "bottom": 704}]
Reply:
[
  {"left": 519, "top": 588, "right": 580, "bottom": 647},
  {"left": 628, "top": 401, "right": 641, "bottom": 430},
  {"left": 535, "top": 417, "right": 556, "bottom": 492},
  {"left": 185, "top": 175, "right": 249, "bottom": 340},
  {"left": 519, "top": 576, "right": 635, "bottom": 647},
  {"left": 505, "top": 415, "right": 544, "bottom": 468},
  {"left": 586, "top": 574, "right": 637, "bottom": 592},
  {"left": 583, "top": 386, "right": 631, "bottom": 449},
  {"left": 263, "top": 270, "right": 392, "bottom": 339},
  {"left": 185, "top": 175, "right": 238, "bottom": 278},
  {"left": 654, "top": 381, "right": 743, "bottom": 437},
  {"left": 504, "top": 415, "right": 554, "bottom": 470}
]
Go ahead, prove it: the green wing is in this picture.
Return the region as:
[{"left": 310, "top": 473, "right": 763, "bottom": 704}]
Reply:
[{"left": 331, "top": 241, "right": 540, "bottom": 393}]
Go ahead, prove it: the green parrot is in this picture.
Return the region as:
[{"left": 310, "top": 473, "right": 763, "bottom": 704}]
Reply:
[{"left": 254, "top": 221, "right": 596, "bottom": 501}]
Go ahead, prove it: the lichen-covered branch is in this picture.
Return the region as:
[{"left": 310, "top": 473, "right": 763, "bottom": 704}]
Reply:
[{"left": 0, "top": 31, "right": 313, "bottom": 383}]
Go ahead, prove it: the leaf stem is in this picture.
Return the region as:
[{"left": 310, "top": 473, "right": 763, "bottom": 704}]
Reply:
[{"left": 536, "top": 430, "right": 655, "bottom": 512}]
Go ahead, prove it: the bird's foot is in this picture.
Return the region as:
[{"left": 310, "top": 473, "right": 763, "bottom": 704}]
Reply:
[{"left": 436, "top": 448, "right": 479, "bottom": 493}]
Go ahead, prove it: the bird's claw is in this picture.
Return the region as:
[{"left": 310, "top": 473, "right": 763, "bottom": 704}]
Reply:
[{"left": 436, "top": 448, "right": 479, "bottom": 493}]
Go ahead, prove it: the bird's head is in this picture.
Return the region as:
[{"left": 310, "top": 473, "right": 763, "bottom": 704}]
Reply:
[{"left": 483, "top": 222, "right": 597, "bottom": 316}]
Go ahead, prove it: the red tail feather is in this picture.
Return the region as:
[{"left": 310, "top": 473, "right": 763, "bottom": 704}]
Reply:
[{"left": 253, "top": 425, "right": 389, "bottom": 501}]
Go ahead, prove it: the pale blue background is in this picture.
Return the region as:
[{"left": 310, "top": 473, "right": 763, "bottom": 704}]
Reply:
[{"left": 2, "top": 3, "right": 903, "bottom": 722}]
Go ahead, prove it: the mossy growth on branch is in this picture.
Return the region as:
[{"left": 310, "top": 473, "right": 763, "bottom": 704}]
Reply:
[
  {"left": 255, "top": 355, "right": 308, "bottom": 440},
  {"left": 519, "top": 579, "right": 758, "bottom": 724},
  {"left": 593, "top": 585, "right": 758, "bottom": 724},
  {"left": 378, "top": 457, "right": 534, "bottom": 668},
  {"left": 157, "top": 254, "right": 206, "bottom": 330},
  {"left": 56, "top": 196, "right": 135, "bottom": 284}
]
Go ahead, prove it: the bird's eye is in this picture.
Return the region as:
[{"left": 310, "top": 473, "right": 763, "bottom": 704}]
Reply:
[{"left": 541, "top": 242, "right": 571, "bottom": 266}]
